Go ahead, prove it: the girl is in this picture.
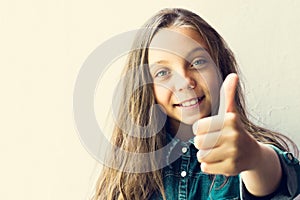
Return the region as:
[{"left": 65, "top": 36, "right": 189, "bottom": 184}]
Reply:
[{"left": 93, "top": 8, "right": 300, "bottom": 199}]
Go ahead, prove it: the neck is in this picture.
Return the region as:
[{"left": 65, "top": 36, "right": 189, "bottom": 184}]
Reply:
[{"left": 166, "top": 119, "right": 194, "bottom": 142}]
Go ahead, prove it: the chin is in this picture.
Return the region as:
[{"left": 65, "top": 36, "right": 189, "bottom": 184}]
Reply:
[
  {"left": 184, "top": 112, "right": 211, "bottom": 123},
  {"left": 180, "top": 116, "right": 200, "bottom": 126}
]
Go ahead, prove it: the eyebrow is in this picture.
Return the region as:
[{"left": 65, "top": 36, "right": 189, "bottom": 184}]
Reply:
[
  {"left": 149, "top": 47, "right": 207, "bottom": 68},
  {"left": 186, "top": 47, "right": 207, "bottom": 58},
  {"left": 149, "top": 60, "right": 169, "bottom": 68}
]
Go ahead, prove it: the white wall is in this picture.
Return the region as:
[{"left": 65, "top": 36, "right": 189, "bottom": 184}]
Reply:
[{"left": 1, "top": 0, "right": 299, "bottom": 199}]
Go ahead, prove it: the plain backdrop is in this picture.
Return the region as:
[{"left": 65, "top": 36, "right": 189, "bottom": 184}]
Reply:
[{"left": 1, "top": 0, "right": 300, "bottom": 199}]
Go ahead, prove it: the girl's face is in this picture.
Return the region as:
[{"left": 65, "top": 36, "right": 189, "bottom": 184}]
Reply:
[{"left": 148, "top": 27, "right": 222, "bottom": 128}]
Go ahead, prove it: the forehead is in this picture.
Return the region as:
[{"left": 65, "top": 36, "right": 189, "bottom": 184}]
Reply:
[{"left": 148, "top": 27, "right": 208, "bottom": 62}]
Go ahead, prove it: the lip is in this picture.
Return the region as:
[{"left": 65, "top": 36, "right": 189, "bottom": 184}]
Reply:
[{"left": 173, "top": 96, "right": 205, "bottom": 108}]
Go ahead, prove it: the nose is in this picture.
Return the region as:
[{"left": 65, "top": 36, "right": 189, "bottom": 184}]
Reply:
[{"left": 174, "top": 71, "right": 196, "bottom": 91}]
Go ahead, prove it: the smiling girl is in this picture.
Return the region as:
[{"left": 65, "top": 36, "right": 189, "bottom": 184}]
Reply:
[{"left": 92, "top": 8, "right": 300, "bottom": 200}]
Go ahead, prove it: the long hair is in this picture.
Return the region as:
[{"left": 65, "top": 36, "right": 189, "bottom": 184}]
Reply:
[{"left": 92, "top": 8, "right": 299, "bottom": 200}]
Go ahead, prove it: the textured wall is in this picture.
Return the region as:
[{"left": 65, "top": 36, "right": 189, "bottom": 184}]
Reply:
[
  {"left": 218, "top": 1, "right": 300, "bottom": 147},
  {"left": 1, "top": 0, "right": 299, "bottom": 200}
]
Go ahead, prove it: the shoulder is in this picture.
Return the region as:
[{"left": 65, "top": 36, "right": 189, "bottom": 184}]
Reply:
[
  {"left": 269, "top": 145, "right": 300, "bottom": 196},
  {"left": 242, "top": 144, "right": 300, "bottom": 199}
]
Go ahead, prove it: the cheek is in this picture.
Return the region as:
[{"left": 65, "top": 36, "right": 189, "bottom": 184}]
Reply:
[
  {"left": 153, "top": 84, "right": 172, "bottom": 106},
  {"left": 197, "top": 67, "right": 222, "bottom": 110},
  {"left": 206, "top": 77, "right": 221, "bottom": 106}
]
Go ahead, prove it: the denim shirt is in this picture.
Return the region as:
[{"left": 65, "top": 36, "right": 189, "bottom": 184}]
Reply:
[{"left": 150, "top": 134, "right": 300, "bottom": 200}]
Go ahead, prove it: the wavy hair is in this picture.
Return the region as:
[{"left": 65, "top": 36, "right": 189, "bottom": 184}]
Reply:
[{"left": 92, "top": 8, "right": 298, "bottom": 200}]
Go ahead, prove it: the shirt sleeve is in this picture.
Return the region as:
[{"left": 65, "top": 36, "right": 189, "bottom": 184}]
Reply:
[{"left": 240, "top": 144, "right": 300, "bottom": 200}]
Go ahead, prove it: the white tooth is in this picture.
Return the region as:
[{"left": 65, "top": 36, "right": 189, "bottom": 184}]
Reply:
[
  {"left": 191, "top": 99, "right": 197, "bottom": 105},
  {"left": 181, "top": 98, "right": 200, "bottom": 107}
]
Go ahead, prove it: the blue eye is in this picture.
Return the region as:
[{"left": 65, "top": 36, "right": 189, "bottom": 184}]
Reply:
[
  {"left": 155, "top": 70, "right": 169, "bottom": 78},
  {"left": 192, "top": 59, "right": 206, "bottom": 67}
]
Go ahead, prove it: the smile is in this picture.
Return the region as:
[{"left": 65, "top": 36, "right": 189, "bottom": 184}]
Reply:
[{"left": 174, "top": 96, "right": 205, "bottom": 107}]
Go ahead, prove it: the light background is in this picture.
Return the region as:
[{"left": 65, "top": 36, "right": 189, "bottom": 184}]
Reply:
[{"left": 1, "top": 0, "right": 299, "bottom": 199}]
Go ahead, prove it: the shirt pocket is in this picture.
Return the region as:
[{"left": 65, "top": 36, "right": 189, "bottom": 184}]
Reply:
[{"left": 208, "top": 175, "right": 240, "bottom": 200}]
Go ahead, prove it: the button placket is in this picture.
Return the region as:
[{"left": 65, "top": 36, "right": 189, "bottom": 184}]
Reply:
[{"left": 178, "top": 144, "right": 190, "bottom": 199}]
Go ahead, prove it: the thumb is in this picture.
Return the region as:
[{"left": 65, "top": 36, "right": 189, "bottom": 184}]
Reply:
[{"left": 218, "top": 73, "right": 239, "bottom": 114}]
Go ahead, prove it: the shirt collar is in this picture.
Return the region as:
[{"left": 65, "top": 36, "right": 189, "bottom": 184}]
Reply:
[{"left": 165, "top": 132, "right": 195, "bottom": 167}]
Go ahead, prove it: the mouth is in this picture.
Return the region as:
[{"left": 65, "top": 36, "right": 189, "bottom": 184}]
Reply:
[{"left": 173, "top": 96, "right": 205, "bottom": 108}]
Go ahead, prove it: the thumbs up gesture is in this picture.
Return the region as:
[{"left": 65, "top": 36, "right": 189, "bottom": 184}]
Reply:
[{"left": 193, "top": 73, "right": 260, "bottom": 176}]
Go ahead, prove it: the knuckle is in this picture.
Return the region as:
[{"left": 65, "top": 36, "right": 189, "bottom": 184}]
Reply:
[
  {"left": 229, "top": 146, "right": 238, "bottom": 158},
  {"left": 224, "top": 173, "right": 230, "bottom": 177},
  {"left": 225, "top": 113, "right": 240, "bottom": 127},
  {"left": 201, "top": 162, "right": 211, "bottom": 174},
  {"left": 226, "top": 112, "right": 236, "bottom": 121},
  {"left": 224, "top": 129, "right": 239, "bottom": 145},
  {"left": 232, "top": 131, "right": 240, "bottom": 141},
  {"left": 194, "top": 136, "right": 201, "bottom": 149},
  {"left": 195, "top": 135, "right": 209, "bottom": 150},
  {"left": 200, "top": 163, "right": 207, "bottom": 172},
  {"left": 227, "top": 130, "right": 239, "bottom": 144},
  {"left": 196, "top": 151, "right": 203, "bottom": 162}
]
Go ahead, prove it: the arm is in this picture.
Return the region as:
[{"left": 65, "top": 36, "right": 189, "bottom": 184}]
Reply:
[
  {"left": 241, "top": 144, "right": 300, "bottom": 199},
  {"left": 241, "top": 142, "right": 282, "bottom": 197},
  {"left": 193, "top": 74, "right": 300, "bottom": 198}
]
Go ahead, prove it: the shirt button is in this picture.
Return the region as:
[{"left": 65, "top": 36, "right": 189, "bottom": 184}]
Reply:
[
  {"left": 287, "top": 153, "right": 294, "bottom": 161},
  {"left": 182, "top": 147, "right": 188, "bottom": 154},
  {"left": 181, "top": 171, "right": 187, "bottom": 177}
]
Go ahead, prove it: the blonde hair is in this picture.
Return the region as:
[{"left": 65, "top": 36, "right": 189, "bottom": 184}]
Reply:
[{"left": 92, "top": 8, "right": 298, "bottom": 200}]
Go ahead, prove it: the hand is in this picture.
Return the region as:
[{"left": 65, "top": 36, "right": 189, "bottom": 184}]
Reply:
[{"left": 193, "top": 73, "right": 260, "bottom": 176}]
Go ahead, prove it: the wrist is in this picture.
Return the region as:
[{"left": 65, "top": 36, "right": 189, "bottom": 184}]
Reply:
[
  {"left": 244, "top": 139, "right": 263, "bottom": 172},
  {"left": 242, "top": 142, "right": 279, "bottom": 174}
]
